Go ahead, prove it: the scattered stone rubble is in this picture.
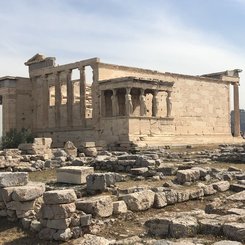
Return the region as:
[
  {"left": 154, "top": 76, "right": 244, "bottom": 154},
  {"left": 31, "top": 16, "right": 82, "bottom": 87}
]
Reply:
[
  {"left": 0, "top": 139, "right": 245, "bottom": 244},
  {"left": 0, "top": 172, "right": 45, "bottom": 222}
]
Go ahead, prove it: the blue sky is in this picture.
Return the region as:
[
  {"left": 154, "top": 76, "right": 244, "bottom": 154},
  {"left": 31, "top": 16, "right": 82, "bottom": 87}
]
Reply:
[{"left": 0, "top": 0, "right": 245, "bottom": 108}]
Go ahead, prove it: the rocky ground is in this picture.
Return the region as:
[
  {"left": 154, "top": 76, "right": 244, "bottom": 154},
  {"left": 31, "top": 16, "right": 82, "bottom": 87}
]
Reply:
[{"left": 0, "top": 143, "right": 245, "bottom": 245}]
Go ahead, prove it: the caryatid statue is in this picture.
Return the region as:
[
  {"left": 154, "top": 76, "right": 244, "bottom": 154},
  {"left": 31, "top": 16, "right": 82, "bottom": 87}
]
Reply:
[
  {"left": 125, "top": 88, "right": 133, "bottom": 116},
  {"left": 152, "top": 90, "right": 159, "bottom": 117},
  {"left": 140, "top": 89, "right": 147, "bottom": 116},
  {"left": 111, "top": 89, "right": 119, "bottom": 116},
  {"left": 166, "top": 91, "right": 172, "bottom": 117}
]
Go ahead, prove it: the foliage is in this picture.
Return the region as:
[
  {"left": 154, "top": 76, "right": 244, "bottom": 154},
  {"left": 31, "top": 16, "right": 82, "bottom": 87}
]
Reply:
[{"left": 1, "top": 128, "right": 34, "bottom": 149}]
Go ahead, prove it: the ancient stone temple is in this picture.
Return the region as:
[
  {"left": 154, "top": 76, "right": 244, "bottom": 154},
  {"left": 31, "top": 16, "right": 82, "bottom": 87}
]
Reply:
[{"left": 0, "top": 54, "right": 243, "bottom": 147}]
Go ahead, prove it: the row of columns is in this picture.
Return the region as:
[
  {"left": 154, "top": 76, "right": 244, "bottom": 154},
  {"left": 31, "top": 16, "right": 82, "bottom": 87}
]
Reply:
[
  {"left": 33, "top": 66, "right": 88, "bottom": 130},
  {"left": 55, "top": 67, "right": 87, "bottom": 128},
  {"left": 102, "top": 88, "right": 172, "bottom": 118}
]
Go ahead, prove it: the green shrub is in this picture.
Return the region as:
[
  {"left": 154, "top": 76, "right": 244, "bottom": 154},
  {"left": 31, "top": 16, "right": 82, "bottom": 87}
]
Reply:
[{"left": 1, "top": 128, "right": 34, "bottom": 149}]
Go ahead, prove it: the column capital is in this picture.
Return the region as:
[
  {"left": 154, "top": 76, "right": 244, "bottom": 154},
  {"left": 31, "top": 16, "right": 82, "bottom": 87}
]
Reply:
[
  {"left": 140, "top": 88, "right": 145, "bottom": 95},
  {"left": 79, "top": 66, "right": 85, "bottom": 72},
  {"left": 153, "top": 90, "right": 159, "bottom": 96},
  {"left": 126, "top": 87, "right": 131, "bottom": 94}
]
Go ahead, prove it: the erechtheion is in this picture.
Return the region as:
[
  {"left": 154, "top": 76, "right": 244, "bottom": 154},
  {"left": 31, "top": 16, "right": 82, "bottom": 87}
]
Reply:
[{"left": 0, "top": 54, "right": 242, "bottom": 148}]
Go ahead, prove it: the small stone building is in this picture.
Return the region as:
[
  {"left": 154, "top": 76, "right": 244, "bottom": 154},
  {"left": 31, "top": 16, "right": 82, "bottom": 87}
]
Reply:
[{"left": 0, "top": 54, "right": 243, "bottom": 147}]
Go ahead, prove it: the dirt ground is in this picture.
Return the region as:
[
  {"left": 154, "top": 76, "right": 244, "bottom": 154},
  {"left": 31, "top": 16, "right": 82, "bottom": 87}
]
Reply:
[{"left": 0, "top": 146, "right": 244, "bottom": 245}]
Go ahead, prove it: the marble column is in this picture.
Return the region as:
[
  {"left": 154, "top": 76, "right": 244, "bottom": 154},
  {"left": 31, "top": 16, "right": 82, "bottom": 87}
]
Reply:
[
  {"left": 55, "top": 72, "right": 61, "bottom": 128},
  {"left": 125, "top": 88, "right": 132, "bottom": 116},
  {"left": 166, "top": 91, "right": 172, "bottom": 117},
  {"left": 79, "top": 66, "right": 86, "bottom": 126},
  {"left": 66, "top": 69, "right": 73, "bottom": 127},
  {"left": 152, "top": 90, "right": 159, "bottom": 117},
  {"left": 31, "top": 77, "right": 38, "bottom": 130},
  {"left": 100, "top": 90, "right": 105, "bottom": 117},
  {"left": 233, "top": 83, "right": 240, "bottom": 137},
  {"left": 111, "top": 89, "right": 119, "bottom": 116},
  {"left": 139, "top": 89, "right": 146, "bottom": 116},
  {"left": 42, "top": 74, "right": 49, "bottom": 128}
]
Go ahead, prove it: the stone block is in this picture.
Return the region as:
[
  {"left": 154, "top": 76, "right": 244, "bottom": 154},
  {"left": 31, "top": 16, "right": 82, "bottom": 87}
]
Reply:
[
  {"left": 46, "top": 218, "right": 71, "bottom": 229},
  {"left": 227, "top": 190, "right": 245, "bottom": 201},
  {"left": 79, "top": 234, "right": 110, "bottom": 245},
  {"left": 113, "top": 201, "right": 128, "bottom": 214},
  {"left": 64, "top": 141, "right": 77, "bottom": 157},
  {"left": 212, "top": 181, "right": 230, "bottom": 192},
  {"left": 0, "top": 172, "right": 28, "bottom": 187},
  {"left": 157, "top": 165, "right": 178, "bottom": 176},
  {"left": 11, "top": 182, "right": 45, "bottom": 201},
  {"left": 57, "top": 166, "right": 94, "bottom": 184},
  {"left": 154, "top": 192, "right": 168, "bottom": 208},
  {"left": 83, "top": 147, "right": 97, "bottom": 157},
  {"left": 71, "top": 226, "right": 83, "bottom": 239},
  {"left": 176, "top": 190, "right": 190, "bottom": 203},
  {"left": 34, "top": 137, "right": 52, "bottom": 147},
  {"left": 121, "top": 190, "right": 155, "bottom": 211},
  {"left": 86, "top": 173, "right": 107, "bottom": 193},
  {"left": 227, "top": 208, "right": 245, "bottom": 216},
  {"left": 43, "top": 189, "right": 77, "bottom": 205},
  {"left": 21, "top": 217, "right": 32, "bottom": 230},
  {"left": 170, "top": 216, "right": 198, "bottom": 238},
  {"left": 188, "top": 188, "right": 204, "bottom": 200},
  {"left": 80, "top": 142, "right": 95, "bottom": 148},
  {"left": 198, "top": 218, "right": 222, "bottom": 235},
  {"left": 145, "top": 217, "right": 171, "bottom": 236},
  {"left": 53, "top": 228, "right": 72, "bottom": 241},
  {"left": 164, "top": 190, "right": 178, "bottom": 204},
  {"left": 130, "top": 167, "right": 149, "bottom": 175},
  {"left": 30, "top": 220, "right": 42, "bottom": 232},
  {"left": 80, "top": 214, "right": 92, "bottom": 227},
  {"left": 230, "top": 184, "right": 245, "bottom": 192},
  {"left": 76, "top": 195, "right": 113, "bottom": 218},
  {"left": 176, "top": 169, "right": 200, "bottom": 184},
  {"left": 197, "top": 183, "right": 217, "bottom": 196},
  {"left": 39, "top": 227, "right": 56, "bottom": 240},
  {"left": 6, "top": 200, "right": 35, "bottom": 211},
  {"left": 0, "top": 187, "right": 15, "bottom": 202},
  {"left": 223, "top": 222, "right": 245, "bottom": 242},
  {"left": 16, "top": 209, "right": 35, "bottom": 218},
  {"left": 41, "top": 203, "right": 76, "bottom": 219}
]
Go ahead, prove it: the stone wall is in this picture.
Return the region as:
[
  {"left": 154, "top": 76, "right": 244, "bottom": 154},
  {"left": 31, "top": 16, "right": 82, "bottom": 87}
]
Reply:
[
  {"left": 96, "top": 62, "right": 236, "bottom": 145},
  {"left": 0, "top": 77, "right": 32, "bottom": 135}
]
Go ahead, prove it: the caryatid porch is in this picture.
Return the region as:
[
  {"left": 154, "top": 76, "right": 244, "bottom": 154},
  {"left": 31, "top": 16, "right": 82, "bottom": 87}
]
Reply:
[{"left": 98, "top": 77, "right": 175, "bottom": 142}]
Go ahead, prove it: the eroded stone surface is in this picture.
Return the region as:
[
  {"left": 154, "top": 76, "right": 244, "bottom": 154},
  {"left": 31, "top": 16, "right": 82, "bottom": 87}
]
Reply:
[
  {"left": 43, "top": 189, "right": 77, "bottom": 205},
  {"left": 0, "top": 172, "right": 28, "bottom": 187},
  {"left": 76, "top": 195, "right": 113, "bottom": 217}
]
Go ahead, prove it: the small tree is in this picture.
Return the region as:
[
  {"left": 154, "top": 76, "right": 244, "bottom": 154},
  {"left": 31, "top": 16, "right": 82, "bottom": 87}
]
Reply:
[{"left": 1, "top": 128, "right": 34, "bottom": 149}]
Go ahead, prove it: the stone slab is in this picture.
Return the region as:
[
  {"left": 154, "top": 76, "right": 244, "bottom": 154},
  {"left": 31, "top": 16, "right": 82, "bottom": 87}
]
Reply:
[
  {"left": 43, "top": 189, "right": 77, "bottom": 205},
  {"left": 76, "top": 195, "right": 113, "bottom": 218},
  {"left": 0, "top": 172, "right": 28, "bottom": 187},
  {"left": 41, "top": 203, "right": 76, "bottom": 219},
  {"left": 227, "top": 190, "right": 245, "bottom": 201},
  {"left": 56, "top": 166, "right": 94, "bottom": 184},
  {"left": 11, "top": 182, "right": 45, "bottom": 201}
]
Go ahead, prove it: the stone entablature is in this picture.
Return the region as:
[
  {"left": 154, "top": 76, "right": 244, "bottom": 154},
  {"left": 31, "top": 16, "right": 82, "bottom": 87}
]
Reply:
[{"left": 98, "top": 77, "right": 174, "bottom": 119}]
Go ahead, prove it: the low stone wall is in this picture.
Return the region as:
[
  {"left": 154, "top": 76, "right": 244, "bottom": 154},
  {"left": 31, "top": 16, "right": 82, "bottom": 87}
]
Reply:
[
  {"left": 0, "top": 172, "right": 44, "bottom": 222},
  {"left": 92, "top": 154, "right": 157, "bottom": 172}
]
